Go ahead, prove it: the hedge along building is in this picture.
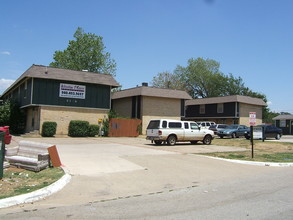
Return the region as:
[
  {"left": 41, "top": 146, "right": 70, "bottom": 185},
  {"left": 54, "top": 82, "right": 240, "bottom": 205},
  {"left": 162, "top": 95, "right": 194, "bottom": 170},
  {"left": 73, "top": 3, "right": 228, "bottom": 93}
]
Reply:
[{"left": 0, "top": 65, "right": 119, "bottom": 135}]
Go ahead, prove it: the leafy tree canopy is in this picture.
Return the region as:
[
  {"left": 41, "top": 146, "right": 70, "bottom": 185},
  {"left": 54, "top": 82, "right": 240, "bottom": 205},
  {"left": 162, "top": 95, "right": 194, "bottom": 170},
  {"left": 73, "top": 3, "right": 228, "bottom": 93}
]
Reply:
[
  {"left": 152, "top": 57, "right": 266, "bottom": 100},
  {"left": 151, "top": 57, "right": 274, "bottom": 122},
  {"left": 50, "top": 27, "right": 116, "bottom": 76}
]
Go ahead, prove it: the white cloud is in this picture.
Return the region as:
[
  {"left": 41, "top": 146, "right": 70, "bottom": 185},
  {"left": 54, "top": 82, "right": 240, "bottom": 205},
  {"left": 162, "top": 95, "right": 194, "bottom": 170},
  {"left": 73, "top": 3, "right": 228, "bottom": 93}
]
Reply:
[
  {"left": 267, "top": 101, "right": 272, "bottom": 105},
  {"left": 0, "top": 51, "right": 11, "bottom": 55},
  {"left": 0, "top": 78, "right": 15, "bottom": 94}
]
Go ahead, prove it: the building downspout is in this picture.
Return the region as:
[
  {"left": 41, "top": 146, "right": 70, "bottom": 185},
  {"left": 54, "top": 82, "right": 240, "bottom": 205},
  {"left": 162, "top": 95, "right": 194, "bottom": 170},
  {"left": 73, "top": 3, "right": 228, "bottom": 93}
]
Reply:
[{"left": 30, "top": 78, "right": 34, "bottom": 105}]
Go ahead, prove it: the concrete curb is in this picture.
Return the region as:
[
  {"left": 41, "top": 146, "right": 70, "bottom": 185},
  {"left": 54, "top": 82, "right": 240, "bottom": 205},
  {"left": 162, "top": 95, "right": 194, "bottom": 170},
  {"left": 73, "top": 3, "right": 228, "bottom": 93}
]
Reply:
[
  {"left": 199, "top": 155, "right": 293, "bottom": 167},
  {"left": 0, "top": 167, "right": 72, "bottom": 209}
]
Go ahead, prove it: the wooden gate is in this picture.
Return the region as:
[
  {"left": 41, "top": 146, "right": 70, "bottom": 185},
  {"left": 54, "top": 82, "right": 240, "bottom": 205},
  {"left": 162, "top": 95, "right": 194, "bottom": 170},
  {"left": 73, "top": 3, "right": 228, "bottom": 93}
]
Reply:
[{"left": 109, "top": 118, "right": 142, "bottom": 137}]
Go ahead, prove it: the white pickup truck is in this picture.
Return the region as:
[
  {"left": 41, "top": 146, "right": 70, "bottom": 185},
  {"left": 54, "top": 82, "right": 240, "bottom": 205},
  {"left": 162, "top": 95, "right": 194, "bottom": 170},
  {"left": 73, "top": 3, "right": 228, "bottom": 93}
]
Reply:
[{"left": 146, "top": 119, "right": 214, "bottom": 146}]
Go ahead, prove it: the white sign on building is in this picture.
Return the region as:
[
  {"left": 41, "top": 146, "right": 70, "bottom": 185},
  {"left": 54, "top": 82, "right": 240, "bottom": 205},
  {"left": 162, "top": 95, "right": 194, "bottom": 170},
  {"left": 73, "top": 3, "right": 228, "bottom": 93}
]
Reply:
[
  {"left": 59, "top": 83, "right": 86, "bottom": 99},
  {"left": 249, "top": 112, "right": 256, "bottom": 126}
]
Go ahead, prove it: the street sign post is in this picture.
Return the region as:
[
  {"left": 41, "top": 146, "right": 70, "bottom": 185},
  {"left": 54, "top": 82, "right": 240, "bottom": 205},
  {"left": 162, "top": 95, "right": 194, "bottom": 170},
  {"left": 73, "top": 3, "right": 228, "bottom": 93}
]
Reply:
[{"left": 250, "top": 126, "right": 254, "bottom": 158}]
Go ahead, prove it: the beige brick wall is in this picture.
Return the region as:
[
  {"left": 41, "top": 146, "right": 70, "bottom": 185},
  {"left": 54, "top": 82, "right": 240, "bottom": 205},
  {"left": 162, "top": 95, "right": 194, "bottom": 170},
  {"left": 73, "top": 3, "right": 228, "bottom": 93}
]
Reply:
[
  {"left": 141, "top": 96, "right": 181, "bottom": 134},
  {"left": 239, "top": 103, "right": 263, "bottom": 126},
  {"left": 112, "top": 97, "right": 132, "bottom": 118},
  {"left": 40, "top": 106, "right": 109, "bottom": 135}
]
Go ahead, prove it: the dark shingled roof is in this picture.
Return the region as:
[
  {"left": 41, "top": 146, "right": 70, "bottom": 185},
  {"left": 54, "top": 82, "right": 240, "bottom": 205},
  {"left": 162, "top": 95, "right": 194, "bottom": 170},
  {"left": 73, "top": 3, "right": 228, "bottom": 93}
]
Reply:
[
  {"left": 112, "top": 86, "right": 192, "bottom": 100},
  {"left": 2, "top": 64, "right": 120, "bottom": 96},
  {"left": 186, "top": 95, "right": 267, "bottom": 106}
]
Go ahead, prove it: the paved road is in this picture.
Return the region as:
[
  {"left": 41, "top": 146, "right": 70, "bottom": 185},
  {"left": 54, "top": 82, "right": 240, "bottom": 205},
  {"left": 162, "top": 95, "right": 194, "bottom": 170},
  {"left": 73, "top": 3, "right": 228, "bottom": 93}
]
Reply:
[
  {"left": 9, "top": 166, "right": 289, "bottom": 220},
  {"left": 1, "top": 137, "right": 292, "bottom": 219}
]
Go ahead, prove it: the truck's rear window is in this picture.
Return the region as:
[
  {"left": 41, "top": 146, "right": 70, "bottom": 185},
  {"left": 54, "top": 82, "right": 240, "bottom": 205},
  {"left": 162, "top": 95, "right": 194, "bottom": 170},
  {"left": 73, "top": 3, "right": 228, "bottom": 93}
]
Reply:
[{"left": 147, "top": 120, "right": 160, "bottom": 129}]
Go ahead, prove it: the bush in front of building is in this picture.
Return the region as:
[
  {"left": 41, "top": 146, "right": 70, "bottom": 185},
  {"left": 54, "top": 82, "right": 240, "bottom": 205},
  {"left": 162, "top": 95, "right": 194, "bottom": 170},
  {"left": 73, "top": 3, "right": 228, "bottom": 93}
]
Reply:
[
  {"left": 0, "top": 99, "right": 25, "bottom": 134},
  {"left": 102, "top": 118, "right": 109, "bottom": 137},
  {"left": 88, "top": 124, "right": 100, "bottom": 137},
  {"left": 68, "top": 120, "right": 90, "bottom": 137},
  {"left": 41, "top": 121, "right": 57, "bottom": 137}
]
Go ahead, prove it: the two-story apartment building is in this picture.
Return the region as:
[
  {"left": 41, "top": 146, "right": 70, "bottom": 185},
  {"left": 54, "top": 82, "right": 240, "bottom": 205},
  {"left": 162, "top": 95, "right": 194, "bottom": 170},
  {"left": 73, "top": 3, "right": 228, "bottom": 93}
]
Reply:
[
  {"left": 112, "top": 84, "right": 192, "bottom": 134},
  {"left": 0, "top": 65, "right": 119, "bottom": 135},
  {"left": 184, "top": 95, "right": 266, "bottom": 125}
]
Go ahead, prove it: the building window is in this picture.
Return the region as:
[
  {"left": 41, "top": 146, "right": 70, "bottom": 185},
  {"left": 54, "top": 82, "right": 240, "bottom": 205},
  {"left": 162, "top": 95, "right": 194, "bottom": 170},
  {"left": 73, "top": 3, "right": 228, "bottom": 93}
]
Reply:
[
  {"left": 199, "top": 105, "right": 205, "bottom": 114},
  {"left": 217, "top": 103, "right": 224, "bottom": 113},
  {"left": 280, "top": 120, "right": 286, "bottom": 127}
]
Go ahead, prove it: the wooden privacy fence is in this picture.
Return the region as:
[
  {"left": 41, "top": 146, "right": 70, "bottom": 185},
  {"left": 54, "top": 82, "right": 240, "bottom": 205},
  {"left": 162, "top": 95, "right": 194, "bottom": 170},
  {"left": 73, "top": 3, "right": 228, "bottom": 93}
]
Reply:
[{"left": 109, "top": 118, "right": 142, "bottom": 137}]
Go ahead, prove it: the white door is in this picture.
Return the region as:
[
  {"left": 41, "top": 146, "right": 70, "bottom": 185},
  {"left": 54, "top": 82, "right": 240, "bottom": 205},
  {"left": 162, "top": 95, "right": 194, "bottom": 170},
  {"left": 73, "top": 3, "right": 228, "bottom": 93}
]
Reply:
[{"left": 184, "top": 122, "right": 197, "bottom": 141}]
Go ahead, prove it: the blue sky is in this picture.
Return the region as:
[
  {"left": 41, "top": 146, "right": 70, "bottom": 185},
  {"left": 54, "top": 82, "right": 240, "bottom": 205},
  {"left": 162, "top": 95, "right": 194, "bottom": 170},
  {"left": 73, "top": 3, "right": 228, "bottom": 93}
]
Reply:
[{"left": 1, "top": 0, "right": 292, "bottom": 113}]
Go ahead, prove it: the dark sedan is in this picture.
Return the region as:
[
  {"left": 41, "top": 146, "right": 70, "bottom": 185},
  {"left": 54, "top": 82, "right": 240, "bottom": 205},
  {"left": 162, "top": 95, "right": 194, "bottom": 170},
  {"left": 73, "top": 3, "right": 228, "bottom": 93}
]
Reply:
[
  {"left": 245, "top": 125, "right": 282, "bottom": 140},
  {"left": 209, "top": 124, "right": 228, "bottom": 135},
  {"left": 217, "top": 125, "right": 249, "bottom": 138}
]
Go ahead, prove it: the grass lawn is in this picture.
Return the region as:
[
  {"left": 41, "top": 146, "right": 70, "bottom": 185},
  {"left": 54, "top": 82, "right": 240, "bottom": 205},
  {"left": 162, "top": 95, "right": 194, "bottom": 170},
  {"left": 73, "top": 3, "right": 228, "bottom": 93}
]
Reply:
[
  {"left": 202, "top": 138, "right": 293, "bottom": 163},
  {"left": 0, "top": 167, "right": 64, "bottom": 199}
]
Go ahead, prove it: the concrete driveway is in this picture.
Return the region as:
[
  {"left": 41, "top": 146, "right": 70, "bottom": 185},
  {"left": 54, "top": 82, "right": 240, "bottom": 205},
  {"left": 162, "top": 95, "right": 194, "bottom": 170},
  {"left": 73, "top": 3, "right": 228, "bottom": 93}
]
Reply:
[
  {"left": 8, "top": 137, "right": 245, "bottom": 176},
  {"left": 2, "top": 136, "right": 293, "bottom": 219},
  {"left": 56, "top": 141, "right": 176, "bottom": 176}
]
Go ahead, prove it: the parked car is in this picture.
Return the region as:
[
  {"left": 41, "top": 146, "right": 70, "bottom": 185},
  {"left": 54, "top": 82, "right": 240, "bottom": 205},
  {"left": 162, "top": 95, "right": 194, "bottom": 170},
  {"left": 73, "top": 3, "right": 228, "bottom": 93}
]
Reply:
[
  {"left": 196, "top": 121, "right": 216, "bottom": 129},
  {"left": 209, "top": 124, "right": 228, "bottom": 135},
  {"left": 217, "top": 124, "right": 249, "bottom": 138},
  {"left": 146, "top": 119, "right": 215, "bottom": 145},
  {"left": 245, "top": 125, "right": 282, "bottom": 140}
]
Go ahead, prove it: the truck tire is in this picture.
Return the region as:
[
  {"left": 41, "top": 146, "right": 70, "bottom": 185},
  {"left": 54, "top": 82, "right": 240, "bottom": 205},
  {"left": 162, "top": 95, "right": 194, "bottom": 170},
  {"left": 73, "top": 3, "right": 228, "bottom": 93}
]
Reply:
[
  {"left": 167, "top": 135, "right": 177, "bottom": 146},
  {"left": 275, "top": 134, "right": 281, "bottom": 140},
  {"left": 203, "top": 135, "right": 212, "bottom": 145},
  {"left": 154, "top": 140, "right": 162, "bottom": 145}
]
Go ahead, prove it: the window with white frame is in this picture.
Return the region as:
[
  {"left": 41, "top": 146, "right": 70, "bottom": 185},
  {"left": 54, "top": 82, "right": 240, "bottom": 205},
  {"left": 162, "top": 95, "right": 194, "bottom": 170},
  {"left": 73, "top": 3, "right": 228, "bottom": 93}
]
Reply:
[
  {"left": 199, "top": 105, "right": 205, "bottom": 114},
  {"left": 217, "top": 103, "right": 224, "bottom": 113}
]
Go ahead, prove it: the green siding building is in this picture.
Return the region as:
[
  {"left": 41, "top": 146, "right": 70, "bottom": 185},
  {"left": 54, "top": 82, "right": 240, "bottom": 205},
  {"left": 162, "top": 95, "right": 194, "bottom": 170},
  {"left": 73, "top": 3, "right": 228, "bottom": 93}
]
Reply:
[{"left": 1, "top": 65, "right": 119, "bottom": 135}]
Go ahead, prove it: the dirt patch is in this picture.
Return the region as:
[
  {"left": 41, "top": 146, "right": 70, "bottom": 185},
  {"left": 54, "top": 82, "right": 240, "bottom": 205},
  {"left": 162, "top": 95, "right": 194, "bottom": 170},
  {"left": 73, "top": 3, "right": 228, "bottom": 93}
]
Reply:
[
  {"left": 201, "top": 138, "right": 293, "bottom": 162},
  {"left": 0, "top": 167, "right": 64, "bottom": 199},
  {"left": 213, "top": 138, "right": 293, "bottom": 153}
]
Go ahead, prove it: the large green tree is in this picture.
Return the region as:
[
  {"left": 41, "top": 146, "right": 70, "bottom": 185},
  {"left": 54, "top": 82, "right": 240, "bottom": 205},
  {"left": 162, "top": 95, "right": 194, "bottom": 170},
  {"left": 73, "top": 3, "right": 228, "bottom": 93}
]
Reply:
[
  {"left": 174, "top": 58, "right": 226, "bottom": 98},
  {"left": 50, "top": 27, "right": 116, "bottom": 76},
  {"left": 151, "top": 57, "right": 275, "bottom": 122},
  {"left": 152, "top": 57, "right": 265, "bottom": 99},
  {"left": 151, "top": 71, "right": 184, "bottom": 90}
]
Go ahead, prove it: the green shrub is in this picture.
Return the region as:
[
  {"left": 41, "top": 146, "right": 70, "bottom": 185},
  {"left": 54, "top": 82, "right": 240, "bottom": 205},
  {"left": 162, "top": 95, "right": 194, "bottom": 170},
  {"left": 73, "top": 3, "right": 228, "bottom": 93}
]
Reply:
[
  {"left": 42, "top": 121, "right": 57, "bottom": 137},
  {"left": 137, "top": 122, "right": 142, "bottom": 135},
  {"left": 88, "top": 124, "right": 100, "bottom": 137},
  {"left": 102, "top": 118, "right": 109, "bottom": 137},
  {"left": 0, "top": 99, "right": 25, "bottom": 134},
  {"left": 68, "top": 120, "right": 89, "bottom": 137}
]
